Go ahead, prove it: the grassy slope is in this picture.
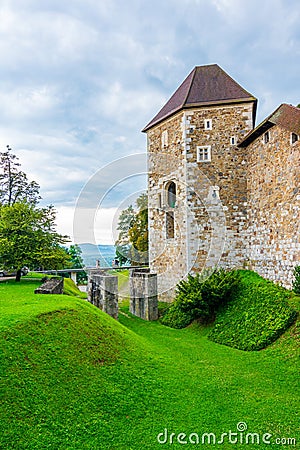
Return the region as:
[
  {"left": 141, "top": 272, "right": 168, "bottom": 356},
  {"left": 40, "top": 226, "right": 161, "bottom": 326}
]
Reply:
[
  {"left": 0, "top": 279, "right": 299, "bottom": 449},
  {"left": 209, "top": 270, "right": 298, "bottom": 350}
]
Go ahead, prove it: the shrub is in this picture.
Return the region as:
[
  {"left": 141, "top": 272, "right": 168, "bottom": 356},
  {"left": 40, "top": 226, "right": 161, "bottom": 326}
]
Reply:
[
  {"left": 160, "top": 303, "right": 195, "bottom": 329},
  {"left": 292, "top": 265, "right": 300, "bottom": 295},
  {"left": 209, "top": 270, "right": 298, "bottom": 351},
  {"left": 160, "top": 269, "right": 239, "bottom": 329}
]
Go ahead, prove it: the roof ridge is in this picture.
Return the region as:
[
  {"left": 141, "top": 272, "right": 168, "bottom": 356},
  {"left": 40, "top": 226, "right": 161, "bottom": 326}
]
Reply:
[{"left": 183, "top": 67, "right": 197, "bottom": 107}]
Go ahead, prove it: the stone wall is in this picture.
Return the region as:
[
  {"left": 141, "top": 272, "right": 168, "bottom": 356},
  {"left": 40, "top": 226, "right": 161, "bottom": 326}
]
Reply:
[
  {"left": 147, "top": 102, "right": 255, "bottom": 300},
  {"left": 34, "top": 278, "right": 63, "bottom": 294},
  {"left": 246, "top": 125, "right": 300, "bottom": 288}
]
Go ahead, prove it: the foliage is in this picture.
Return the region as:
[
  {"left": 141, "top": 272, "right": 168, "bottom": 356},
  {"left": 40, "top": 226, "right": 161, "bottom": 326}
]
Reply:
[
  {"left": 209, "top": 270, "right": 298, "bottom": 351},
  {"left": 0, "top": 146, "right": 40, "bottom": 206},
  {"left": 160, "top": 269, "right": 239, "bottom": 329},
  {"left": 0, "top": 279, "right": 298, "bottom": 448},
  {"left": 128, "top": 193, "right": 148, "bottom": 265},
  {"left": 292, "top": 265, "right": 300, "bottom": 294},
  {"left": 115, "top": 205, "right": 135, "bottom": 265},
  {"left": 65, "top": 244, "right": 87, "bottom": 283},
  {"left": 115, "top": 193, "right": 148, "bottom": 266},
  {"left": 0, "top": 202, "right": 70, "bottom": 281}
]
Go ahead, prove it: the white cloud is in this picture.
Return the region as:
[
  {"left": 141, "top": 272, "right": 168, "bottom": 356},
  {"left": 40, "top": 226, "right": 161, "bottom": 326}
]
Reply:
[
  {"left": 55, "top": 205, "right": 118, "bottom": 245},
  {"left": 0, "top": 0, "right": 299, "bottom": 241}
]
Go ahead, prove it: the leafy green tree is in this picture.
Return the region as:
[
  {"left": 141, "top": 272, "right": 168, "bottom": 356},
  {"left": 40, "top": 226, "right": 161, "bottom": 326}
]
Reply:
[
  {"left": 115, "top": 194, "right": 149, "bottom": 266},
  {"left": 115, "top": 205, "right": 135, "bottom": 265},
  {"left": 66, "top": 244, "right": 87, "bottom": 283},
  {"left": 0, "top": 146, "right": 41, "bottom": 206},
  {"left": 128, "top": 194, "right": 148, "bottom": 264},
  {"left": 0, "top": 202, "right": 70, "bottom": 281}
]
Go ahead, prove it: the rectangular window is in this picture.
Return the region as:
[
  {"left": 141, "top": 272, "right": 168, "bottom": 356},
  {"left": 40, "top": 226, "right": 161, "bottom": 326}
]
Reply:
[
  {"left": 197, "top": 145, "right": 211, "bottom": 162},
  {"left": 230, "top": 136, "right": 236, "bottom": 145},
  {"left": 264, "top": 131, "right": 270, "bottom": 144},
  {"left": 291, "top": 132, "right": 298, "bottom": 144},
  {"left": 204, "top": 119, "right": 212, "bottom": 130},
  {"left": 161, "top": 130, "right": 168, "bottom": 148},
  {"left": 166, "top": 211, "right": 175, "bottom": 239}
]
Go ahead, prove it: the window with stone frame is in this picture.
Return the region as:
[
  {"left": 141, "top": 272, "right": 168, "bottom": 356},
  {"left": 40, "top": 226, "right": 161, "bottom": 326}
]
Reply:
[
  {"left": 166, "top": 181, "right": 176, "bottom": 207},
  {"left": 166, "top": 211, "right": 175, "bottom": 239},
  {"left": 197, "top": 145, "right": 211, "bottom": 162},
  {"left": 291, "top": 132, "right": 298, "bottom": 144},
  {"left": 161, "top": 130, "right": 168, "bottom": 148},
  {"left": 264, "top": 131, "right": 270, "bottom": 144},
  {"left": 230, "top": 136, "right": 236, "bottom": 145},
  {"left": 158, "top": 193, "right": 162, "bottom": 208},
  {"left": 204, "top": 119, "right": 212, "bottom": 130}
]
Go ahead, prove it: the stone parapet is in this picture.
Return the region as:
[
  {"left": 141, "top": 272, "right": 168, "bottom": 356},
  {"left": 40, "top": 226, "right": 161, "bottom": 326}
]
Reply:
[
  {"left": 88, "top": 271, "right": 118, "bottom": 320},
  {"left": 129, "top": 269, "right": 158, "bottom": 321}
]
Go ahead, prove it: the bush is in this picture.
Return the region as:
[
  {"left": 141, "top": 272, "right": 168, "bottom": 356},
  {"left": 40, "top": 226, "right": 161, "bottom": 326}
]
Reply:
[
  {"left": 160, "top": 269, "right": 239, "bottom": 329},
  {"left": 209, "top": 270, "right": 298, "bottom": 351},
  {"left": 292, "top": 265, "right": 300, "bottom": 295}
]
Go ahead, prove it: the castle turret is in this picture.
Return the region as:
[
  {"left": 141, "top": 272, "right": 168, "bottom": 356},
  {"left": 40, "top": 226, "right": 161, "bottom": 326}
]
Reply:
[{"left": 143, "top": 64, "right": 257, "bottom": 299}]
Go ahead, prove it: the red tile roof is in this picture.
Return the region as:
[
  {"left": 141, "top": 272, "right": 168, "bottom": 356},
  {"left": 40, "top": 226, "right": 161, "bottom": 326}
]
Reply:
[
  {"left": 239, "top": 103, "right": 300, "bottom": 147},
  {"left": 142, "top": 64, "right": 257, "bottom": 131}
]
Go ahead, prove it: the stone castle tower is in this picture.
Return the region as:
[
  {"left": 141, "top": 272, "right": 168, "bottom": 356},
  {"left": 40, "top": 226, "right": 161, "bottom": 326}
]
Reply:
[{"left": 143, "top": 64, "right": 300, "bottom": 299}]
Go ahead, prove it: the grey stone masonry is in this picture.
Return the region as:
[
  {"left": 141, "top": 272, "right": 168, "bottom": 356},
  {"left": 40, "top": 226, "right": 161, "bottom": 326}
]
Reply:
[
  {"left": 88, "top": 270, "right": 118, "bottom": 320},
  {"left": 129, "top": 269, "right": 158, "bottom": 321},
  {"left": 34, "top": 278, "right": 63, "bottom": 294}
]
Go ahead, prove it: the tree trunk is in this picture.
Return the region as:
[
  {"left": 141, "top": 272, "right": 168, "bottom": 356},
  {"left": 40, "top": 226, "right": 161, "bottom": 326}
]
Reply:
[{"left": 15, "top": 269, "right": 22, "bottom": 282}]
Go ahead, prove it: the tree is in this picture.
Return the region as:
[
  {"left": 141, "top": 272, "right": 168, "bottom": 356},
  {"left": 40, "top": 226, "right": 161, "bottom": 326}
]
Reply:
[
  {"left": 115, "top": 205, "right": 135, "bottom": 265},
  {"left": 0, "top": 146, "right": 41, "bottom": 206},
  {"left": 115, "top": 194, "right": 148, "bottom": 266},
  {"left": 0, "top": 202, "right": 70, "bottom": 281},
  {"left": 66, "top": 244, "right": 87, "bottom": 283},
  {"left": 128, "top": 194, "right": 148, "bottom": 264}
]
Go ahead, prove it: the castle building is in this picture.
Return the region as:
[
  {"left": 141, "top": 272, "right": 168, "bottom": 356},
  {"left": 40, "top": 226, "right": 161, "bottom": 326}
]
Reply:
[{"left": 142, "top": 64, "right": 300, "bottom": 299}]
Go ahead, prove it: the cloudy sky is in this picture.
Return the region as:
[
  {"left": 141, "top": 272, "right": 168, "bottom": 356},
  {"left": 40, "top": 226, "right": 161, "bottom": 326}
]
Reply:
[{"left": 0, "top": 0, "right": 299, "bottom": 244}]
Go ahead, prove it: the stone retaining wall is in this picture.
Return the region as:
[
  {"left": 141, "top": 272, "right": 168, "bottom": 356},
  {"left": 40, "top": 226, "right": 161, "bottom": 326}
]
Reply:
[{"left": 34, "top": 278, "right": 63, "bottom": 294}]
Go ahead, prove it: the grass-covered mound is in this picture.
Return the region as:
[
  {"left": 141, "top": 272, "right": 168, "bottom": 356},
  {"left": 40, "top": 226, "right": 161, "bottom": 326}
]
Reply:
[
  {"left": 209, "top": 270, "right": 298, "bottom": 351},
  {"left": 0, "top": 279, "right": 152, "bottom": 448},
  {"left": 63, "top": 276, "right": 87, "bottom": 298},
  {"left": 0, "top": 278, "right": 299, "bottom": 447}
]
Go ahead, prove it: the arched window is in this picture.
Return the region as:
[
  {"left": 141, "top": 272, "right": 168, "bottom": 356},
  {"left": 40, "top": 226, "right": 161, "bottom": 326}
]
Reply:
[{"left": 167, "top": 182, "right": 176, "bottom": 208}]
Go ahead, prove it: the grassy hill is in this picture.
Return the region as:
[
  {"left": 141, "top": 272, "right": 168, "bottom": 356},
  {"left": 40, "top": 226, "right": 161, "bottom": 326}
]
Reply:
[{"left": 0, "top": 278, "right": 299, "bottom": 449}]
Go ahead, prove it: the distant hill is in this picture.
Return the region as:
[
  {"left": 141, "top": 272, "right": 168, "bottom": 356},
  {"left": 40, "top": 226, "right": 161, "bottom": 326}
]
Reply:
[{"left": 78, "top": 243, "right": 115, "bottom": 268}]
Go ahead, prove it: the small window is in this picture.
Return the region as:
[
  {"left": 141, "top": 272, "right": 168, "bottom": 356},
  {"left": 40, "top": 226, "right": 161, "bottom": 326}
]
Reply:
[
  {"left": 167, "top": 182, "right": 176, "bottom": 207},
  {"left": 166, "top": 211, "right": 175, "bottom": 239},
  {"left": 158, "top": 193, "right": 162, "bottom": 208},
  {"left": 291, "top": 132, "right": 298, "bottom": 144},
  {"left": 161, "top": 130, "right": 168, "bottom": 148},
  {"left": 197, "top": 146, "right": 211, "bottom": 162},
  {"left": 204, "top": 119, "right": 212, "bottom": 130},
  {"left": 230, "top": 136, "right": 236, "bottom": 145},
  {"left": 264, "top": 131, "right": 270, "bottom": 144}
]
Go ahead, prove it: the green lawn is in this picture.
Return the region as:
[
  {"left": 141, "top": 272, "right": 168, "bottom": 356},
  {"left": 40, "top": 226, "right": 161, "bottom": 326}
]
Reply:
[{"left": 0, "top": 278, "right": 299, "bottom": 449}]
